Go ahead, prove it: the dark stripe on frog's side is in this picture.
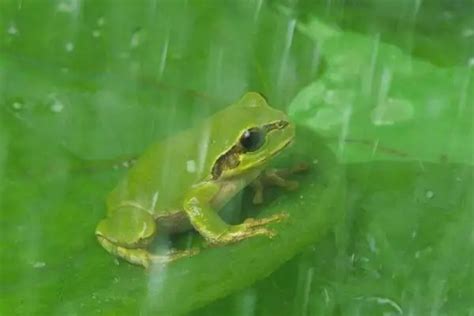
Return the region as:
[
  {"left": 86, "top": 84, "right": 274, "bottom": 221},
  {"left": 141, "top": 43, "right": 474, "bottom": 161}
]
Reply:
[{"left": 211, "top": 120, "right": 289, "bottom": 180}]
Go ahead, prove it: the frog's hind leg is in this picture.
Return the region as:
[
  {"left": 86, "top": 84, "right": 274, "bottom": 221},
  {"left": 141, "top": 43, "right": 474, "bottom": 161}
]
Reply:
[
  {"left": 97, "top": 236, "right": 198, "bottom": 268},
  {"left": 96, "top": 207, "right": 198, "bottom": 268}
]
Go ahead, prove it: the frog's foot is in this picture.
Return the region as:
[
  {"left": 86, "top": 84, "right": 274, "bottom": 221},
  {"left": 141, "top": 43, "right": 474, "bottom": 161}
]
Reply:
[
  {"left": 242, "top": 212, "right": 289, "bottom": 227},
  {"left": 209, "top": 213, "right": 289, "bottom": 245},
  {"left": 251, "top": 162, "right": 310, "bottom": 204},
  {"left": 97, "top": 236, "right": 199, "bottom": 269},
  {"left": 184, "top": 182, "right": 289, "bottom": 248},
  {"left": 149, "top": 247, "right": 200, "bottom": 264},
  {"left": 97, "top": 235, "right": 153, "bottom": 268}
]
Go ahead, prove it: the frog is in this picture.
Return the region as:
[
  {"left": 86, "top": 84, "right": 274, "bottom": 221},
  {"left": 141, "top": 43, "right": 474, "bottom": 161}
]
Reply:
[{"left": 95, "top": 92, "right": 301, "bottom": 268}]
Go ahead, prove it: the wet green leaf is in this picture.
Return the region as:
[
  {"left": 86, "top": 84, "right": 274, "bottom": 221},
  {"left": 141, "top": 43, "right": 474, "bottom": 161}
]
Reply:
[{"left": 1, "top": 1, "right": 472, "bottom": 315}]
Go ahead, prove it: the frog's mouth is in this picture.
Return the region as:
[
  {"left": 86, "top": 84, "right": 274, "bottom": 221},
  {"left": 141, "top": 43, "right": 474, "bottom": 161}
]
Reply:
[{"left": 270, "top": 137, "right": 293, "bottom": 157}]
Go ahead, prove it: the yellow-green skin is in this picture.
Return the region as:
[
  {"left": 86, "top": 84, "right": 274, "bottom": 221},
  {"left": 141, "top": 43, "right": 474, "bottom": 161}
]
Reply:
[{"left": 95, "top": 92, "right": 295, "bottom": 268}]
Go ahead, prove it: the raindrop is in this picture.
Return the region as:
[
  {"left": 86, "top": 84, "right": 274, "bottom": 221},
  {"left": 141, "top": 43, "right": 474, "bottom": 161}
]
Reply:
[
  {"left": 371, "top": 97, "right": 414, "bottom": 126},
  {"left": 322, "top": 287, "right": 330, "bottom": 305},
  {"left": 130, "top": 28, "right": 143, "bottom": 48},
  {"left": 57, "top": 0, "right": 80, "bottom": 13},
  {"left": 186, "top": 160, "right": 196, "bottom": 173},
  {"left": 468, "top": 57, "right": 474, "bottom": 68},
  {"left": 462, "top": 28, "right": 474, "bottom": 38},
  {"left": 313, "top": 107, "right": 343, "bottom": 130},
  {"left": 158, "top": 32, "right": 169, "bottom": 78},
  {"left": 277, "top": 19, "right": 296, "bottom": 91},
  {"left": 367, "top": 235, "right": 378, "bottom": 253},
  {"left": 65, "top": 42, "right": 74, "bottom": 52},
  {"left": 7, "top": 23, "right": 19, "bottom": 35},
  {"left": 302, "top": 268, "right": 314, "bottom": 314},
  {"left": 253, "top": 0, "right": 263, "bottom": 21},
  {"left": 121, "top": 161, "right": 130, "bottom": 168},
  {"left": 97, "top": 17, "right": 105, "bottom": 26},
  {"left": 50, "top": 99, "right": 64, "bottom": 113},
  {"left": 151, "top": 192, "right": 159, "bottom": 209},
  {"left": 32, "top": 261, "right": 46, "bottom": 269},
  {"left": 11, "top": 101, "right": 23, "bottom": 110},
  {"left": 425, "top": 190, "right": 434, "bottom": 199},
  {"left": 92, "top": 30, "right": 101, "bottom": 38}
]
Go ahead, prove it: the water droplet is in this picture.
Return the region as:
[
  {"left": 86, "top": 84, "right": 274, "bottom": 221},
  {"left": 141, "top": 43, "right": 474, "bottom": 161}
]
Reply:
[
  {"left": 11, "top": 101, "right": 23, "bottom": 110},
  {"left": 65, "top": 42, "right": 74, "bottom": 52},
  {"left": 468, "top": 57, "right": 474, "bottom": 68},
  {"left": 253, "top": 0, "right": 263, "bottom": 21},
  {"left": 151, "top": 191, "right": 159, "bottom": 209},
  {"left": 186, "top": 160, "right": 196, "bottom": 173},
  {"left": 57, "top": 0, "right": 80, "bottom": 13},
  {"left": 7, "top": 23, "right": 19, "bottom": 35},
  {"left": 425, "top": 190, "right": 434, "bottom": 199},
  {"left": 33, "top": 261, "right": 46, "bottom": 269},
  {"left": 158, "top": 33, "right": 169, "bottom": 78},
  {"left": 313, "top": 107, "right": 343, "bottom": 130},
  {"left": 371, "top": 98, "right": 414, "bottom": 126},
  {"left": 367, "top": 235, "right": 378, "bottom": 253},
  {"left": 92, "top": 30, "right": 101, "bottom": 38},
  {"left": 97, "top": 17, "right": 105, "bottom": 26},
  {"left": 462, "top": 28, "right": 474, "bottom": 38},
  {"left": 50, "top": 99, "right": 64, "bottom": 113},
  {"left": 130, "top": 28, "right": 142, "bottom": 48}
]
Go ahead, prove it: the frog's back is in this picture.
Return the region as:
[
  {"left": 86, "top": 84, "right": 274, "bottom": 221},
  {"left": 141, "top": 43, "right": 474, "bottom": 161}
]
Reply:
[
  {"left": 107, "top": 92, "right": 287, "bottom": 215},
  {"left": 106, "top": 126, "right": 211, "bottom": 215}
]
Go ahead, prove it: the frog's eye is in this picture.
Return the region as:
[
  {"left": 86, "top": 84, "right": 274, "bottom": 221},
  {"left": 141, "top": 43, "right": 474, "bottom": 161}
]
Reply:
[{"left": 240, "top": 127, "right": 265, "bottom": 152}]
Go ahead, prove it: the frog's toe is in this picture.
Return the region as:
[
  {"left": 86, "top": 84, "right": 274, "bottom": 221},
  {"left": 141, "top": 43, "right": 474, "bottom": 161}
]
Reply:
[
  {"left": 150, "top": 247, "right": 199, "bottom": 264},
  {"left": 97, "top": 235, "right": 152, "bottom": 268},
  {"left": 243, "top": 212, "right": 289, "bottom": 227},
  {"left": 284, "top": 180, "right": 299, "bottom": 191}
]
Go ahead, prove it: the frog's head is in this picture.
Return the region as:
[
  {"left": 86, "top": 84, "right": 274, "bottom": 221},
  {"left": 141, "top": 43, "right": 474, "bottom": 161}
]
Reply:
[{"left": 210, "top": 92, "right": 295, "bottom": 180}]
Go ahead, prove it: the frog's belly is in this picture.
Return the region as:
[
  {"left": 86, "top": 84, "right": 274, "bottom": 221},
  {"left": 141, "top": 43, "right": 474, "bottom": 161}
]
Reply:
[{"left": 155, "top": 210, "right": 192, "bottom": 233}]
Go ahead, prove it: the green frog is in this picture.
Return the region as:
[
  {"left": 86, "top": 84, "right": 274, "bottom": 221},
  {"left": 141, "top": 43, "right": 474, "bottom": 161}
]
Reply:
[{"left": 96, "top": 92, "right": 299, "bottom": 268}]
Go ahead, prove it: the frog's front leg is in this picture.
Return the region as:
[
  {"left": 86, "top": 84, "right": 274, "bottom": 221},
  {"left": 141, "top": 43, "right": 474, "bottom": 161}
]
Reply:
[
  {"left": 251, "top": 163, "right": 310, "bottom": 204},
  {"left": 96, "top": 207, "right": 197, "bottom": 268},
  {"left": 183, "top": 182, "right": 288, "bottom": 245}
]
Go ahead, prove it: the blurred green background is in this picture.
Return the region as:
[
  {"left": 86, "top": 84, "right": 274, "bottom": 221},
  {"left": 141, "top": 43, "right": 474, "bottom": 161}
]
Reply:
[{"left": 1, "top": 0, "right": 473, "bottom": 315}]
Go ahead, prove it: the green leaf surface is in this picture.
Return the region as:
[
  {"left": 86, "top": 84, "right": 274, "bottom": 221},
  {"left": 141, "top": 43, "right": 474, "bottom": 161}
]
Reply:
[
  {"left": 289, "top": 14, "right": 473, "bottom": 164},
  {"left": 195, "top": 160, "right": 474, "bottom": 315},
  {"left": 0, "top": 125, "right": 343, "bottom": 315},
  {"left": 1, "top": 1, "right": 472, "bottom": 315}
]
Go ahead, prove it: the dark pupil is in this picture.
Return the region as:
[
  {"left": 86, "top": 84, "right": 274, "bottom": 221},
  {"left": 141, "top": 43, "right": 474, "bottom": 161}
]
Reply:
[{"left": 240, "top": 128, "right": 265, "bottom": 152}]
